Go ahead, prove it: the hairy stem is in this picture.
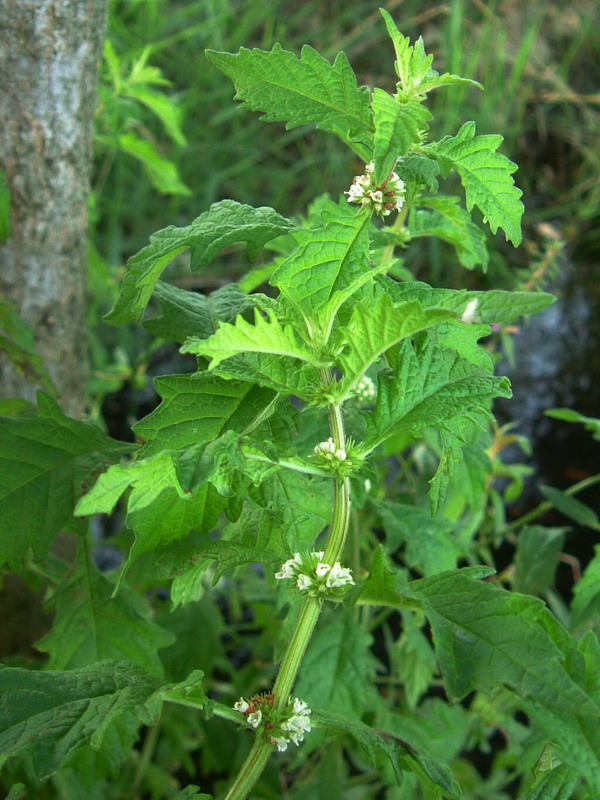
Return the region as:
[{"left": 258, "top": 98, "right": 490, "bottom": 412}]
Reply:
[{"left": 222, "top": 393, "right": 352, "bottom": 800}]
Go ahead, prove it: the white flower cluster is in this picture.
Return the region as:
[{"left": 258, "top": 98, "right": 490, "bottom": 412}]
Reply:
[
  {"left": 233, "top": 697, "right": 262, "bottom": 728},
  {"left": 345, "top": 161, "right": 406, "bottom": 217},
  {"left": 233, "top": 694, "right": 312, "bottom": 752},
  {"left": 275, "top": 551, "right": 355, "bottom": 599},
  {"left": 272, "top": 698, "right": 312, "bottom": 752},
  {"left": 355, "top": 375, "right": 376, "bottom": 404},
  {"left": 313, "top": 437, "right": 346, "bottom": 461}
]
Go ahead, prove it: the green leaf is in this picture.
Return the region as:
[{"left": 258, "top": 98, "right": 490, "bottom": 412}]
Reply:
[
  {"left": 106, "top": 200, "right": 294, "bottom": 324},
  {"left": 376, "top": 501, "right": 463, "bottom": 576},
  {"left": 124, "top": 85, "right": 187, "bottom": 146},
  {"left": 364, "top": 334, "right": 511, "bottom": 451},
  {"left": 514, "top": 526, "right": 567, "bottom": 596},
  {"left": 133, "top": 373, "right": 278, "bottom": 456},
  {"left": 545, "top": 408, "right": 600, "bottom": 442},
  {"left": 571, "top": 545, "right": 600, "bottom": 634},
  {"left": 426, "top": 121, "right": 524, "bottom": 245},
  {"left": 270, "top": 203, "right": 371, "bottom": 326},
  {"left": 408, "top": 195, "right": 489, "bottom": 270},
  {"left": 143, "top": 281, "right": 254, "bottom": 343},
  {"left": 206, "top": 44, "right": 373, "bottom": 156},
  {"left": 181, "top": 307, "right": 319, "bottom": 369},
  {"left": 376, "top": 275, "right": 556, "bottom": 323},
  {"left": 0, "top": 660, "right": 162, "bottom": 780},
  {"left": 207, "top": 352, "right": 321, "bottom": 400},
  {"left": 334, "top": 293, "right": 455, "bottom": 400},
  {"left": 0, "top": 297, "right": 58, "bottom": 395},
  {"left": 523, "top": 633, "right": 600, "bottom": 794},
  {"left": 313, "top": 709, "right": 460, "bottom": 797},
  {"left": 357, "top": 546, "right": 419, "bottom": 610},
  {"left": 380, "top": 9, "right": 482, "bottom": 99},
  {"left": 372, "top": 90, "right": 432, "bottom": 183},
  {"left": 75, "top": 450, "right": 226, "bottom": 559},
  {"left": 96, "top": 133, "right": 191, "bottom": 196},
  {"left": 526, "top": 746, "right": 579, "bottom": 800},
  {"left": 36, "top": 553, "right": 174, "bottom": 674},
  {"left": 296, "top": 609, "right": 378, "bottom": 718},
  {"left": 540, "top": 485, "right": 600, "bottom": 530},
  {"left": 411, "top": 570, "right": 600, "bottom": 717},
  {"left": 0, "top": 393, "right": 131, "bottom": 567}
]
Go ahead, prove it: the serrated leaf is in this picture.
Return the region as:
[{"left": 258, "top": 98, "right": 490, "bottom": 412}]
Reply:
[
  {"left": 357, "top": 546, "right": 419, "bottom": 610},
  {"left": 206, "top": 44, "right": 373, "bottom": 156},
  {"left": 523, "top": 633, "right": 600, "bottom": 794},
  {"left": 526, "top": 752, "right": 579, "bottom": 800},
  {"left": 376, "top": 275, "right": 556, "bottom": 323},
  {"left": 0, "top": 393, "right": 131, "bottom": 567},
  {"left": 335, "top": 294, "right": 455, "bottom": 400},
  {"left": 75, "top": 450, "right": 226, "bottom": 559},
  {"left": 396, "top": 153, "right": 440, "bottom": 192},
  {"left": 208, "top": 352, "right": 320, "bottom": 400},
  {"left": 409, "top": 195, "right": 489, "bottom": 270},
  {"left": 314, "top": 708, "right": 460, "bottom": 797},
  {"left": 376, "top": 501, "right": 463, "bottom": 576},
  {"left": 106, "top": 200, "right": 294, "bottom": 324},
  {"left": 426, "top": 121, "right": 524, "bottom": 245},
  {"left": 380, "top": 9, "right": 482, "bottom": 99},
  {"left": 364, "top": 334, "right": 511, "bottom": 451},
  {"left": 411, "top": 570, "right": 600, "bottom": 717},
  {"left": 514, "top": 526, "right": 566, "bottom": 596},
  {"left": 271, "top": 203, "right": 371, "bottom": 325},
  {"left": 296, "top": 609, "right": 378, "bottom": 718},
  {"left": 372, "top": 89, "right": 432, "bottom": 183},
  {"left": 181, "top": 307, "right": 319, "bottom": 369},
  {"left": 133, "top": 373, "right": 277, "bottom": 456},
  {"left": 540, "top": 485, "right": 600, "bottom": 530},
  {"left": 143, "top": 281, "right": 254, "bottom": 343},
  {"left": 0, "top": 661, "right": 162, "bottom": 780},
  {"left": 36, "top": 553, "right": 174, "bottom": 674},
  {"left": 571, "top": 545, "right": 600, "bottom": 634}
]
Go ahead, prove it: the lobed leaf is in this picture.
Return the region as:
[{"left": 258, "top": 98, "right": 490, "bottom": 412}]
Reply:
[
  {"left": 408, "top": 195, "right": 489, "bottom": 270},
  {"left": 36, "top": 553, "right": 174, "bottom": 675},
  {"left": 364, "top": 334, "right": 511, "bottom": 451},
  {"left": 0, "top": 393, "right": 131, "bottom": 567},
  {"left": 270, "top": 203, "right": 372, "bottom": 327},
  {"left": 105, "top": 200, "right": 294, "bottom": 324},
  {"left": 313, "top": 708, "right": 460, "bottom": 796},
  {"left": 0, "top": 661, "right": 162, "bottom": 780},
  {"left": 181, "top": 307, "right": 319, "bottom": 369},
  {"left": 334, "top": 293, "right": 455, "bottom": 400},
  {"left": 143, "top": 281, "right": 254, "bottom": 343},
  {"left": 371, "top": 89, "right": 431, "bottom": 184},
  {"left": 206, "top": 44, "right": 373, "bottom": 156},
  {"left": 133, "top": 373, "right": 278, "bottom": 456},
  {"left": 426, "top": 121, "right": 524, "bottom": 245}
]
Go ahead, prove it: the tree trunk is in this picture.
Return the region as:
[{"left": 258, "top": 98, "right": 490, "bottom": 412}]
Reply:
[{"left": 0, "top": 0, "right": 106, "bottom": 418}]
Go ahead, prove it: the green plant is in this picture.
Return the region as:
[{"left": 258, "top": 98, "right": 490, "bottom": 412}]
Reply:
[{"left": 2, "top": 11, "right": 600, "bottom": 800}]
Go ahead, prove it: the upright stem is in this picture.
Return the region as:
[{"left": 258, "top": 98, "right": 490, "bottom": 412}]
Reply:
[{"left": 222, "top": 394, "right": 352, "bottom": 800}]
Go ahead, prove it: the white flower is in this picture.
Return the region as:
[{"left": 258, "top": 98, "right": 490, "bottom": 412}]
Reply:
[
  {"left": 275, "top": 556, "right": 298, "bottom": 580},
  {"left": 271, "top": 736, "right": 289, "bottom": 752},
  {"left": 293, "top": 698, "right": 308, "bottom": 714},
  {"left": 460, "top": 298, "right": 479, "bottom": 325},
  {"left": 315, "top": 562, "right": 331, "bottom": 578},
  {"left": 297, "top": 573, "right": 311, "bottom": 592},
  {"left": 345, "top": 162, "right": 406, "bottom": 218},
  {"left": 325, "top": 563, "right": 355, "bottom": 589},
  {"left": 247, "top": 710, "right": 262, "bottom": 728},
  {"left": 234, "top": 698, "right": 249, "bottom": 714},
  {"left": 313, "top": 438, "right": 347, "bottom": 462},
  {"left": 335, "top": 448, "right": 347, "bottom": 460}
]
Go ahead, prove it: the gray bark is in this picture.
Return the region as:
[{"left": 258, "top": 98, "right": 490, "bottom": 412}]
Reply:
[{"left": 0, "top": 0, "right": 106, "bottom": 417}]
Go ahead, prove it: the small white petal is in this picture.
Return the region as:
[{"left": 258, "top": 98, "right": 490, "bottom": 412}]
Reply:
[
  {"left": 234, "top": 698, "right": 249, "bottom": 713},
  {"left": 247, "top": 710, "right": 262, "bottom": 728},
  {"left": 297, "top": 574, "right": 311, "bottom": 591},
  {"left": 460, "top": 299, "right": 479, "bottom": 325},
  {"left": 315, "top": 562, "right": 331, "bottom": 578},
  {"left": 271, "top": 736, "right": 288, "bottom": 752}
]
